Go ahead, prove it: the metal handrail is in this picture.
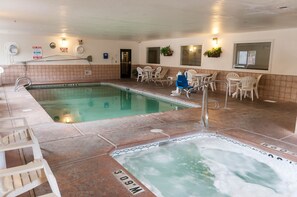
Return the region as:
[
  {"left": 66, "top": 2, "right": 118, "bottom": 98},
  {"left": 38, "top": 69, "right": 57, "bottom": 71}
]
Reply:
[
  {"left": 187, "top": 80, "right": 229, "bottom": 128},
  {"left": 14, "top": 77, "right": 32, "bottom": 91}
]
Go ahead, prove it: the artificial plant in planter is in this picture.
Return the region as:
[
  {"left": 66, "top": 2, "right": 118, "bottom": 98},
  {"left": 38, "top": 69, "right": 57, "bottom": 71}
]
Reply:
[
  {"left": 203, "top": 47, "right": 222, "bottom": 58},
  {"left": 160, "top": 45, "right": 174, "bottom": 56},
  {"left": 131, "top": 68, "right": 138, "bottom": 78}
]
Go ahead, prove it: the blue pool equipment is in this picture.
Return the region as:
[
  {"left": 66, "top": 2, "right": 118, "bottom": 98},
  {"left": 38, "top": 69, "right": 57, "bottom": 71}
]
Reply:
[{"left": 172, "top": 74, "right": 193, "bottom": 97}]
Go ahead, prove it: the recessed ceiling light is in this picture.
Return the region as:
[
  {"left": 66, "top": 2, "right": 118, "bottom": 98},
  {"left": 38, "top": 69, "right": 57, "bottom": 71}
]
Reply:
[{"left": 278, "top": 6, "right": 288, "bottom": 9}]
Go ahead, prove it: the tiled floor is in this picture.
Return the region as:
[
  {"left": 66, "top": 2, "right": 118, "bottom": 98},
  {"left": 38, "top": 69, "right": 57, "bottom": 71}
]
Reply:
[{"left": 1, "top": 80, "right": 297, "bottom": 197}]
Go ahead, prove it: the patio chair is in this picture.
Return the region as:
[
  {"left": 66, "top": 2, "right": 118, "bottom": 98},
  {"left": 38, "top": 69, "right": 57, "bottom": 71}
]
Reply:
[
  {"left": 175, "top": 75, "right": 193, "bottom": 98},
  {"left": 236, "top": 76, "right": 257, "bottom": 101},
  {"left": 153, "top": 68, "right": 170, "bottom": 86},
  {"left": 152, "top": 67, "right": 162, "bottom": 79},
  {"left": 0, "top": 159, "right": 61, "bottom": 197},
  {"left": 253, "top": 74, "right": 263, "bottom": 99},
  {"left": 204, "top": 72, "right": 218, "bottom": 91},
  {"left": 226, "top": 72, "right": 240, "bottom": 96},
  {"left": 185, "top": 69, "right": 198, "bottom": 86},
  {"left": 0, "top": 117, "right": 43, "bottom": 160},
  {"left": 136, "top": 67, "right": 147, "bottom": 82}
]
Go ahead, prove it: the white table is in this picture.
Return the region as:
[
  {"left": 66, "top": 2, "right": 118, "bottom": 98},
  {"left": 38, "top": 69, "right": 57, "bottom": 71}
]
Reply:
[
  {"left": 227, "top": 76, "right": 241, "bottom": 97},
  {"left": 192, "top": 73, "right": 211, "bottom": 89},
  {"left": 143, "top": 68, "right": 155, "bottom": 82}
]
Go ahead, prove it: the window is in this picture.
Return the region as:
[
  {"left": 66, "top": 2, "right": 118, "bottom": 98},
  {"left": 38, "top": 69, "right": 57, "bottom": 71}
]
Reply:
[
  {"left": 147, "top": 47, "right": 160, "bottom": 64},
  {"left": 180, "top": 45, "right": 202, "bottom": 66},
  {"left": 233, "top": 42, "right": 271, "bottom": 70}
]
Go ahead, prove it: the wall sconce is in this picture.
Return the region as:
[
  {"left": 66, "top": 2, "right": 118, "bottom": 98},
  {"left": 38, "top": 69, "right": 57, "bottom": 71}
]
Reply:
[
  {"left": 212, "top": 37, "right": 219, "bottom": 47},
  {"left": 61, "top": 38, "right": 68, "bottom": 47}
]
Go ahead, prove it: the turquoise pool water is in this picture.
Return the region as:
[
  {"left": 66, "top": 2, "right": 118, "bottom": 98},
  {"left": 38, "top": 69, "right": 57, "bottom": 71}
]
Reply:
[
  {"left": 113, "top": 134, "right": 297, "bottom": 197},
  {"left": 28, "top": 84, "right": 188, "bottom": 123}
]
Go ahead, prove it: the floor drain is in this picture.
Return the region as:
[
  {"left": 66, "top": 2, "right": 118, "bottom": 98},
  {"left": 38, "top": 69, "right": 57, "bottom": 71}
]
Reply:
[{"left": 150, "top": 129, "right": 163, "bottom": 133}]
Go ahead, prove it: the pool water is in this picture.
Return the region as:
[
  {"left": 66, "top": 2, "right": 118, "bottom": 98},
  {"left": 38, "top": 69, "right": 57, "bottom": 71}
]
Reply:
[
  {"left": 28, "top": 84, "right": 187, "bottom": 123},
  {"left": 114, "top": 135, "right": 297, "bottom": 197}
]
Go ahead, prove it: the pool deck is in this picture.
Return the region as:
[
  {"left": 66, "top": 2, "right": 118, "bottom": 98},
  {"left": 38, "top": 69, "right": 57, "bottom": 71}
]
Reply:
[{"left": 1, "top": 79, "right": 297, "bottom": 197}]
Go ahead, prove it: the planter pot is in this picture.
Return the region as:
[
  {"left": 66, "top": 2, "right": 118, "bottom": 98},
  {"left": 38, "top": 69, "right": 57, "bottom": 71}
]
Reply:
[
  {"left": 207, "top": 54, "right": 221, "bottom": 58},
  {"left": 163, "top": 53, "right": 173, "bottom": 56}
]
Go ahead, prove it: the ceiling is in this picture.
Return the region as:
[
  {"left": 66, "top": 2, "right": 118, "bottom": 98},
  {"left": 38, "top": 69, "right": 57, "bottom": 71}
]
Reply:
[{"left": 1, "top": 0, "right": 297, "bottom": 41}]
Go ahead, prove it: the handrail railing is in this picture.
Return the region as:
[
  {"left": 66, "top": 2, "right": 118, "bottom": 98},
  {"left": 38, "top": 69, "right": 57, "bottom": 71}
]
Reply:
[
  {"left": 188, "top": 80, "right": 229, "bottom": 128},
  {"left": 14, "top": 77, "right": 32, "bottom": 91}
]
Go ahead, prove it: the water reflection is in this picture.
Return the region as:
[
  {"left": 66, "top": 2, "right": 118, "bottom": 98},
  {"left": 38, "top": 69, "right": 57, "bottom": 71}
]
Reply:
[{"left": 28, "top": 85, "right": 187, "bottom": 123}]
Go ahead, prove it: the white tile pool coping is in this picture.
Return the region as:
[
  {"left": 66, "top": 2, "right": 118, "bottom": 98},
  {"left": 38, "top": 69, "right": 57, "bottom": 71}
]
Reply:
[{"left": 111, "top": 133, "right": 297, "bottom": 166}]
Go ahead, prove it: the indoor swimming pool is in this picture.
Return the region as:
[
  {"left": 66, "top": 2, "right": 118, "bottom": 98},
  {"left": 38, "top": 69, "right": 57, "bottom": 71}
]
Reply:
[
  {"left": 28, "top": 83, "right": 189, "bottom": 123},
  {"left": 113, "top": 134, "right": 297, "bottom": 197}
]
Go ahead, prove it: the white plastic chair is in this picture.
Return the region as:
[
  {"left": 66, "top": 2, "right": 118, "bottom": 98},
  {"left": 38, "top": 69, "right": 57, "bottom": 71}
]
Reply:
[
  {"left": 153, "top": 67, "right": 162, "bottom": 79},
  {"left": 226, "top": 72, "right": 240, "bottom": 96},
  {"left": 204, "top": 72, "right": 218, "bottom": 91},
  {"left": 0, "top": 117, "right": 43, "bottom": 160},
  {"left": 0, "top": 159, "right": 61, "bottom": 197},
  {"left": 236, "top": 76, "right": 257, "bottom": 101},
  {"left": 185, "top": 70, "right": 197, "bottom": 86},
  {"left": 0, "top": 66, "right": 4, "bottom": 86},
  {"left": 153, "top": 68, "right": 169, "bottom": 86},
  {"left": 253, "top": 74, "right": 263, "bottom": 99},
  {"left": 136, "top": 67, "right": 147, "bottom": 82}
]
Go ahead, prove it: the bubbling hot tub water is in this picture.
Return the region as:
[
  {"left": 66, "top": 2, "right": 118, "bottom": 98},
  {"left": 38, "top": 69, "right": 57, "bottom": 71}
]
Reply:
[{"left": 113, "top": 134, "right": 297, "bottom": 197}]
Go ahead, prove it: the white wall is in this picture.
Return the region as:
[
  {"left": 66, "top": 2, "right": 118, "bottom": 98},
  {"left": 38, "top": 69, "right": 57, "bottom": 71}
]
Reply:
[
  {"left": 139, "top": 28, "right": 297, "bottom": 76},
  {"left": 0, "top": 35, "right": 139, "bottom": 66},
  {"left": 1, "top": 28, "right": 297, "bottom": 76}
]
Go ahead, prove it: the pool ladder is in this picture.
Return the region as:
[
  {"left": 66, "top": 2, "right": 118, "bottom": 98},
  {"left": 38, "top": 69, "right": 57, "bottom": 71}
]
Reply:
[{"left": 14, "top": 77, "right": 32, "bottom": 91}]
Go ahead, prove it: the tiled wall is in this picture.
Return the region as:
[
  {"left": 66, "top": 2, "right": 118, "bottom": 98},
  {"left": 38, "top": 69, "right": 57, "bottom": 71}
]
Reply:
[
  {"left": 1, "top": 64, "right": 120, "bottom": 84},
  {"left": 134, "top": 64, "right": 297, "bottom": 103},
  {"left": 2, "top": 64, "right": 297, "bottom": 103}
]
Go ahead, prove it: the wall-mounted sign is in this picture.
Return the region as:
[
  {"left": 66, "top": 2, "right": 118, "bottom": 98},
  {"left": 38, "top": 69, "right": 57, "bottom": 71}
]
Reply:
[
  {"left": 103, "top": 53, "right": 108, "bottom": 59},
  {"left": 32, "top": 46, "right": 42, "bottom": 59},
  {"left": 60, "top": 47, "right": 68, "bottom": 53}
]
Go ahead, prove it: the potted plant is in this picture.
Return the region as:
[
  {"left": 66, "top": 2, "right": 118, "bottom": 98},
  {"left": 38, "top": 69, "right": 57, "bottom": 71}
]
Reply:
[
  {"left": 203, "top": 47, "right": 222, "bottom": 58},
  {"left": 160, "top": 45, "right": 174, "bottom": 56},
  {"left": 131, "top": 68, "right": 138, "bottom": 78}
]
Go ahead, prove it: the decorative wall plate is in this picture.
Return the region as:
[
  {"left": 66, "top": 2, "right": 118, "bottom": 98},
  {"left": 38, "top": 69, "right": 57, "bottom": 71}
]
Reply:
[
  {"left": 8, "top": 44, "right": 19, "bottom": 55},
  {"left": 49, "top": 42, "right": 56, "bottom": 49}
]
